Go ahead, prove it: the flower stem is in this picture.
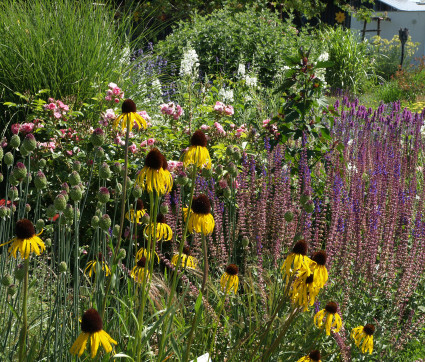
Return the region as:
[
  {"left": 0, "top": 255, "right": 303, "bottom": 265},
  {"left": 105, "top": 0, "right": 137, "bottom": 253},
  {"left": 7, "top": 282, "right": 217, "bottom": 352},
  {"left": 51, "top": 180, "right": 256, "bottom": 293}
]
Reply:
[
  {"left": 18, "top": 257, "right": 29, "bottom": 361},
  {"left": 201, "top": 233, "right": 208, "bottom": 295}
]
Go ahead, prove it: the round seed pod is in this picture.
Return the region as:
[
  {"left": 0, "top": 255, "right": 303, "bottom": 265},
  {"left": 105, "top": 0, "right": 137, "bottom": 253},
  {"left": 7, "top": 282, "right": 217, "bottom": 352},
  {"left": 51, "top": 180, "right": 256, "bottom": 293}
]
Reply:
[
  {"left": 141, "top": 213, "right": 150, "bottom": 224},
  {"left": 90, "top": 128, "right": 105, "bottom": 147},
  {"left": 223, "top": 187, "right": 231, "bottom": 198},
  {"left": 3, "top": 152, "right": 14, "bottom": 166},
  {"left": 22, "top": 134, "right": 36, "bottom": 152},
  {"left": 132, "top": 184, "right": 143, "bottom": 198},
  {"left": 99, "top": 162, "right": 111, "bottom": 180},
  {"left": 94, "top": 147, "right": 105, "bottom": 159},
  {"left": 117, "top": 248, "right": 126, "bottom": 260},
  {"left": 175, "top": 175, "right": 188, "bottom": 185},
  {"left": 10, "top": 134, "right": 21, "bottom": 149},
  {"left": 36, "top": 219, "right": 45, "bottom": 230},
  {"left": 284, "top": 211, "right": 294, "bottom": 222},
  {"left": 242, "top": 236, "right": 250, "bottom": 248},
  {"left": 303, "top": 200, "right": 315, "bottom": 213},
  {"left": 73, "top": 161, "right": 81, "bottom": 172},
  {"left": 25, "top": 204, "right": 31, "bottom": 213},
  {"left": 46, "top": 204, "right": 57, "bottom": 218},
  {"left": 59, "top": 261, "right": 68, "bottom": 273},
  {"left": 34, "top": 171, "right": 47, "bottom": 190},
  {"left": 45, "top": 238, "right": 52, "bottom": 248},
  {"left": 69, "top": 171, "right": 81, "bottom": 186},
  {"left": 0, "top": 206, "right": 8, "bottom": 218},
  {"left": 1, "top": 274, "right": 13, "bottom": 287},
  {"left": 54, "top": 194, "right": 67, "bottom": 211},
  {"left": 64, "top": 204, "right": 74, "bottom": 219},
  {"left": 38, "top": 159, "right": 46, "bottom": 168},
  {"left": 7, "top": 285, "right": 17, "bottom": 296},
  {"left": 160, "top": 204, "right": 169, "bottom": 214},
  {"left": 99, "top": 214, "right": 111, "bottom": 231},
  {"left": 15, "top": 267, "right": 25, "bottom": 281},
  {"left": 13, "top": 162, "right": 27, "bottom": 181},
  {"left": 8, "top": 186, "right": 18, "bottom": 200},
  {"left": 300, "top": 193, "right": 311, "bottom": 205},
  {"left": 226, "top": 145, "right": 234, "bottom": 157},
  {"left": 97, "top": 187, "right": 110, "bottom": 204},
  {"left": 227, "top": 163, "right": 238, "bottom": 177},
  {"left": 112, "top": 224, "right": 121, "bottom": 237},
  {"left": 91, "top": 215, "right": 100, "bottom": 228},
  {"left": 70, "top": 185, "right": 83, "bottom": 201}
]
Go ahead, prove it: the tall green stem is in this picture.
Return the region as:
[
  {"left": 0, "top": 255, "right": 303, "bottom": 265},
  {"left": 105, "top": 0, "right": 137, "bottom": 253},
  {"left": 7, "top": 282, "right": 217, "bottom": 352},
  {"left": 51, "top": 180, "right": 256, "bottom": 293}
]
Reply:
[{"left": 18, "top": 257, "right": 29, "bottom": 361}]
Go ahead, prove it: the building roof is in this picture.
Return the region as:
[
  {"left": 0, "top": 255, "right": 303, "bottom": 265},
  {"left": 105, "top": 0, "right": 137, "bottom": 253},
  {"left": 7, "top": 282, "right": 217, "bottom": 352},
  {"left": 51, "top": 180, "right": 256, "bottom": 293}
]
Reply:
[{"left": 378, "top": 0, "right": 425, "bottom": 11}]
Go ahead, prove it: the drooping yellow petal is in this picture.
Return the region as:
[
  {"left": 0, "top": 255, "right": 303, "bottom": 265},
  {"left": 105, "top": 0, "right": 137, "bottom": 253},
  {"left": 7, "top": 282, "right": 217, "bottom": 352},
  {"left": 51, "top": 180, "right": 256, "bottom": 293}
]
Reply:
[{"left": 70, "top": 332, "right": 89, "bottom": 357}]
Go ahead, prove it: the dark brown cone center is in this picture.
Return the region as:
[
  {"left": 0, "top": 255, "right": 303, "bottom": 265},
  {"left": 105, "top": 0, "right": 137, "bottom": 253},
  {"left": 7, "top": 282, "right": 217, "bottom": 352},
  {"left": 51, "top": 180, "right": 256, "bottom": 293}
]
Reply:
[
  {"left": 156, "top": 213, "right": 166, "bottom": 223},
  {"left": 363, "top": 324, "right": 375, "bottom": 335},
  {"left": 191, "top": 194, "right": 211, "bottom": 214},
  {"left": 225, "top": 264, "right": 238, "bottom": 275},
  {"left": 81, "top": 308, "right": 103, "bottom": 333},
  {"left": 292, "top": 240, "right": 308, "bottom": 255},
  {"left": 309, "top": 350, "right": 321, "bottom": 361},
  {"left": 122, "top": 99, "right": 137, "bottom": 113},
  {"left": 311, "top": 250, "right": 327, "bottom": 266},
  {"left": 325, "top": 301, "right": 338, "bottom": 314},
  {"left": 16, "top": 219, "right": 35, "bottom": 239},
  {"left": 190, "top": 130, "right": 207, "bottom": 147},
  {"left": 137, "top": 257, "right": 146, "bottom": 268},
  {"left": 183, "top": 246, "right": 191, "bottom": 255},
  {"left": 145, "top": 148, "right": 164, "bottom": 170},
  {"left": 136, "top": 199, "right": 144, "bottom": 211}
]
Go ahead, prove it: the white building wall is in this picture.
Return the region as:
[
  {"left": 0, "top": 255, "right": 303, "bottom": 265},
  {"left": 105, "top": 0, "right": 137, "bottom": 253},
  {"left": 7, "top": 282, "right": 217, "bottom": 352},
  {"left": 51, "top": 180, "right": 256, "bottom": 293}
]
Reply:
[{"left": 351, "top": 12, "right": 425, "bottom": 58}]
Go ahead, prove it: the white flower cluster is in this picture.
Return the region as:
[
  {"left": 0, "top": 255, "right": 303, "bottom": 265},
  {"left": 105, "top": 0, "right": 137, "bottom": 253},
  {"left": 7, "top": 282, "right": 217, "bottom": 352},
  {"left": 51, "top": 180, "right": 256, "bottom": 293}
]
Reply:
[
  {"left": 218, "top": 88, "right": 234, "bottom": 103},
  {"left": 237, "top": 63, "right": 258, "bottom": 87},
  {"left": 180, "top": 47, "right": 199, "bottom": 77}
]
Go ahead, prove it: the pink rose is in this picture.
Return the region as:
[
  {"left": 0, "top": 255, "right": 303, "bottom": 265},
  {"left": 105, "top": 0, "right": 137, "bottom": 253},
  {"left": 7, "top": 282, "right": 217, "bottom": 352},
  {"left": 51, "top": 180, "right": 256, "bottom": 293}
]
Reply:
[
  {"left": 140, "top": 140, "right": 147, "bottom": 148},
  {"left": 213, "top": 101, "right": 225, "bottom": 113},
  {"left": 108, "top": 82, "right": 118, "bottom": 89},
  {"left": 20, "top": 123, "right": 34, "bottom": 134},
  {"left": 137, "top": 110, "right": 151, "bottom": 122},
  {"left": 200, "top": 124, "right": 210, "bottom": 131},
  {"left": 129, "top": 143, "right": 137, "bottom": 154},
  {"left": 168, "top": 161, "right": 177, "bottom": 171},
  {"left": 54, "top": 111, "right": 62, "bottom": 119},
  {"left": 46, "top": 103, "right": 57, "bottom": 110},
  {"left": 262, "top": 119, "right": 271, "bottom": 127},
  {"left": 66, "top": 150, "right": 73, "bottom": 156},
  {"left": 112, "top": 87, "right": 121, "bottom": 95},
  {"left": 11, "top": 123, "right": 20, "bottom": 134},
  {"left": 105, "top": 95, "right": 112, "bottom": 101},
  {"left": 114, "top": 98, "right": 120, "bottom": 103},
  {"left": 224, "top": 105, "right": 234, "bottom": 116},
  {"left": 147, "top": 138, "right": 155, "bottom": 146}
]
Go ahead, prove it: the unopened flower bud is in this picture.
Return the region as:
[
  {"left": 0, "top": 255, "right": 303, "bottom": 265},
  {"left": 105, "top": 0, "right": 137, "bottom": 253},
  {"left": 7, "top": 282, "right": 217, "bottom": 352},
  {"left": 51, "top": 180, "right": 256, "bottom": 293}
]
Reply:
[
  {"left": 10, "top": 134, "right": 21, "bottom": 149},
  {"left": 54, "top": 194, "right": 67, "bottom": 211},
  {"left": 36, "top": 219, "right": 45, "bottom": 230},
  {"left": 223, "top": 187, "right": 231, "bottom": 198},
  {"left": 284, "top": 211, "right": 294, "bottom": 222},
  {"left": 112, "top": 224, "right": 121, "bottom": 237},
  {"left": 13, "top": 162, "right": 27, "bottom": 181},
  {"left": 0, "top": 206, "right": 8, "bottom": 218},
  {"left": 175, "top": 175, "right": 188, "bottom": 185},
  {"left": 202, "top": 168, "right": 213, "bottom": 178},
  {"left": 25, "top": 204, "right": 31, "bottom": 213},
  {"left": 99, "top": 162, "right": 111, "bottom": 179},
  {"left": 1, "top": 274, "right": 13, "bottom": 287},
  {"left": 132, "top": 184, "right": 143, "bottom": 198},
  {"left": 8, "top": 186, "right": 18, "bottom": 200},
  {"left": 112, "top": 162, "right": 122, "bottom": 173},
  {"left": 38, "top": 158, "right": 46, "bottom": 168},
  {"left": 20, "top": 145, "right": 30, "bottom": 156},
  {"left": 99, "top": 214, "right": 111, "bottom": 231},
  {"left": 227, "top": 163, "right": 238, "bottom": 177},
  {"left": 98, "top": 187, "right": 110, "bottom": 203},
  {"left": 72, "top": 161, "right": 81, "bottom": 171},
  {"left": 10, "top": 204, "right": 16, "bottom": 213},
  {"left": 69, "top": 171, "right": 81, "bottom": 186},
  {"left": 95, "top": 146, "right": 105, "bottom": 158},
  {"left": 91, "top": 215, "right": 100, "bottom": 228},
  {"left": 142, "top": 213, "right": 150, "bottom": 224},
  {"left": 115, "top": 183, "right": 122, "bottom": 194},
  {"left": 303, "top": 199, "right": 315, "bottom": 213},
  {"left": 117, "top": 248, "right": 126, "bottom": 260},
  {"left": 160, "top": 204, "right": 169, "bottom": 214},
  {"left": 226, "top": 145, "right": 234, "bottom": 156},
  {"left": 64, "top": 204, "right": 74, "bottom": 219},
  {"left": 0, "top": 173, "right": 3, "bottom": 183},
  {"left": 90, "top": 128, "right": 105, "bottom": 146},
  {"left": 0, "top": 147, "right": 3, "bottom": 160},
  {"left": 22, "top": 133, "right": 36, "bottom": 151},
  {"left": 15, "top": 266, "right": 25, "bottom": 281},
  {"left": 7, "top": 285, "right": 17, "bottom": 296},
  {"left": 233, "top": 149, "right": 242, "bottom": 161},
  {"left": 34, "top": 171, "right": 47, "bottom": 189},
  {"left": 300, "top": 193, "right": 310, "bottom": 205},
  {"left": 45, "top": 238, "right": 52, "bottom": 248},
  {"left": 4, "top": 152, "right": 14, "bottom": 166},
  {"left": 70, "top": 185, "right": 83, "bottom": 201},
  {"left": 46, "top": 204, "right": 56, "bottom": 218},
  {"left": 59, "top": 261, "right": 67, "bottom": 273}
]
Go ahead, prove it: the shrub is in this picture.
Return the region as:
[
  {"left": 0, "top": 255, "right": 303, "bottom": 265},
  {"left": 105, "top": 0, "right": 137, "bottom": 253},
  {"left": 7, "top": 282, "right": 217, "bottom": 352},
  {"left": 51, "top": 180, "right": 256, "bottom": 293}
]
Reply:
[
  {"left": 321, "top": 26, "right": 376, "bottom": 94},
  {"left": 154, "top": 7, "right": 299, "bottom": 86}
]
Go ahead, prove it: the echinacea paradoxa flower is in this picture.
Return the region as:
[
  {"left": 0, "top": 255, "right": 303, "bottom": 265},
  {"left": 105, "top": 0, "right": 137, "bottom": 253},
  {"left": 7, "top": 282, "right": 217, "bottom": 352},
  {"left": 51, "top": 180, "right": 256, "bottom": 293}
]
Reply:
[
  {"left": 220, "top": 264, "right": 239, "bottom": 294},
  {"left": 125, "top": 199, "right": 146, "bottom": 224},
  {"left": 84, "top": 253, "right": 111, "bottom": 277},
  {"left": 281, "top": 240, "right": 314, "bottom": 283},
  {"left": 130, "top": 256, "right": 150, "bottom": 284},
  {"left": 183, "top": 130, "right": 211, "bottom": 169},
  {"left": 314, "top": 301, "right": 342, "bottom": 336},
  {"left": 184, "top": 194, "right": 215, "bottom": 235},
  {"left": 136, "top": 148, "right": 173, "bottom": 195},
  {"left": 113, "top": 99, "right": 146, "bottom": 132},
  {"left": 290, "top": 271, "right": 320, "bottom": 311},
  {"left": 310, "top": 250, "right": 328, "bottom": 289},
  {"left": 0, "top": 219, "right": 45, "bottom": 259},
  {"left": 144, "top": 213, "right": 172, "bottom": 241},
  {"left": 69, "top": 308, "right": 117, "bottom": 358},
  {"left": 171, "top": 246, "right": 198, "bottom": 269},
  {"left": 296, "top": 350, "right": 321, "bottom": 362},
  {"left": 351, "top": 324, "right": 375, "bottom": 354}
]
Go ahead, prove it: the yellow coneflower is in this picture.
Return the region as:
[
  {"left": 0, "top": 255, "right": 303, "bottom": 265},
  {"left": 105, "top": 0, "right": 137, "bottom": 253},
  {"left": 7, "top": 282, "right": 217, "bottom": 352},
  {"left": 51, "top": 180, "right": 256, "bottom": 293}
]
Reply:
[
  {"left": 351, "top": 324, "right": 375, "bottom": 354},
  {"left": 84, "top": 253, "right": 111, "bottom": 277},
  {"left": 171, "top": 246, "right": 198, "bottom": 269},
  {"left": 144, "top": 213, "right": 173, "bottom": 241},
  {"left": 297, "top": 350, "right": 322, "bottom": 362},
  {"left": 314, "top": 301, "right": 343, "bottom": 336},
  {"left": 135, "top": 247, "right": 159, "bottom": 264},
  {"left": 183, "top": 130, "right": 211, "bottom": 169},
  {"left": 310, "top": 250, "right": 328, "bottom": 289},
  {"left": 281, "top": 240, "right": 314, "bottom": 283},
  {"left": 70, "top": 308, "right": 117, "bottom": 358},
  {"left": 136, "top": 148, "right": 173, "bottom": 195},
  {"left": 220, "top": 264, "right": 239, "bottom": 294},
  {"left": 113, "top": 99, "right": 147, "bottom": 132},
  {"left": 297, "top": 350, "right": 321, "bottom": 362},
  {"left": 0, "top": 219, "right": 45, "bottom": 259},
  {"left": 290, "top": 271, "right": 320, "bottom": 312},
  {"left": 125, "top": 199, "right": 146, "bottom": 224},
  {"left": 130, "top": 256, "right": 150, "bottom": 284},
  {"left": 184, "top": 194, "right": 215, "bottom": 235}
]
